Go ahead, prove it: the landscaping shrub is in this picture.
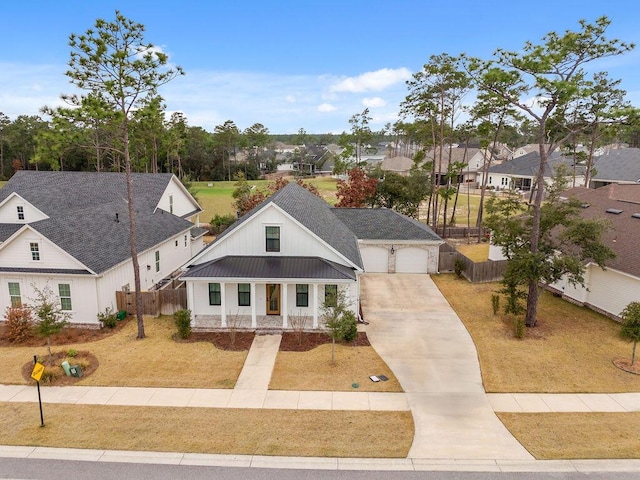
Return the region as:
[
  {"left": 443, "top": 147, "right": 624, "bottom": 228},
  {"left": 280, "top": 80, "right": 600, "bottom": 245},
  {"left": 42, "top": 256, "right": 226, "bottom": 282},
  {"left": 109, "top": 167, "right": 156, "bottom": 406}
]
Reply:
[
  {"left": 454, "top": 258, "right": 465, "bottom": 278},
  {"left": 491, "top": 294, "right": 500, "bottom": 315},
  {"left": 67, "top": 348, "right": 78, "bottom": 358},
  {"left": 340, "top": 311, "right": 358, "bottom": 342},
  {"left": 3, "top": 305, "right": 34, "bottom": 343},
  {"left": 514, "top": 316, "right": 525, "bottom": 339},
  {"left": 97, "top": 307, "right": 118, "bottom": 329},
  {"left": 209, "top": 213, "right": 236, "bottom": 235},
  {"left": 174, "top": 309, "right": 192, "bottom": 339}
]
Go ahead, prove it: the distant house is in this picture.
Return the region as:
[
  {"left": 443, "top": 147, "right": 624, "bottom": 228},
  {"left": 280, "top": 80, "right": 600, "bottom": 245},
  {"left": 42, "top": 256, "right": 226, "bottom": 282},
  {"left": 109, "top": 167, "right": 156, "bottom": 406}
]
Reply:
[
  {"left": 0, "top": 171, "right": 206, "bottom": 325},
  {"left": 486, "top": 151, "right": 585, "bottom": 192},
  {"left": 549, "top": 184, "right": 640, "bottom": 320},
  {"left": 380, "top": 156, "right": 415, "bottom": 176},
  {"left": 180, "top": 182, "right": 442, "bottom": 330},
  {"left": 591, "top": 148, "right": 640, "bottom": 188},
  {"left": 425, "top": 147, "right": 492, "bottom": 185}
]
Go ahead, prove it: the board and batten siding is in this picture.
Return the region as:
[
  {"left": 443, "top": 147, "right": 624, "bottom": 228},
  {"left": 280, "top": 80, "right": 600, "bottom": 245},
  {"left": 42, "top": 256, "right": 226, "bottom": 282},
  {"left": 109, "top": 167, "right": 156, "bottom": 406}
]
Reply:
[
  {"left": 0, "top": 274, "right": 98, "bottom": 324},
  {"left": 0, "top": 228, "right": 88, "bottom": 271},
  {"left": 157, "top": 177, "right": 200, "bottom": 219},
  {"left": 197, "top": 205, "right": 353, "bottom": 267},
  {"left": 0, "top": 195, "right": 48, "bottom": 224}
]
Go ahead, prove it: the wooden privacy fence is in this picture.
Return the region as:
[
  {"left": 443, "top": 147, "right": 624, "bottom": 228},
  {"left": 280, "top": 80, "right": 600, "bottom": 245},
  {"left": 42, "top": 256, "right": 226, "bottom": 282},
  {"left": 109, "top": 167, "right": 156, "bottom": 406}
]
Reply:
[
  {"left": 434, "top": 226, "right": 489, "bottom": 239},
  {"left": 116, "top": 289, "right": 187, "bottom": 317},
  {"left": 438, "top": 245, "right": 508, "bottom": 283}
]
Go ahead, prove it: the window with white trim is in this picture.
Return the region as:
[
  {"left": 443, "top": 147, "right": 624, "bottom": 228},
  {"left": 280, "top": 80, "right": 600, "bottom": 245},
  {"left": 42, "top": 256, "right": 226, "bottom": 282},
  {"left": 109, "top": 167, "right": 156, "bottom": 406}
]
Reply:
[
  {"left": 17, "top": 206, "right": 25, "bottom": 220},
  {"left": 209, "top": 283, "right": 221, "bottom": 306},
  {"left": 58, "top": 284, "right": 72, "bottom": 311},
  {"left": 184, "top": 235, "right": 188, "bottom": 247},
  {"left": 265, "top": 226, "right": 280, "bottom": 252},
  {"left": 155, "top": 250, "right": 160, "bottom": 272},
  {"left": 8, "top": 282, "right": 21, "bottom": 307},
  {"left": 238, "top": 283, "right": 250, "bottom": 306},
  {"left": 30, "top": 242, "right": 40, "bottom": 261},
  {"left": 169, "top": 194, "right": 174, "bottom": 214},
  {"left": 296, "top": 284, "right": 309, "bottom": 307}
]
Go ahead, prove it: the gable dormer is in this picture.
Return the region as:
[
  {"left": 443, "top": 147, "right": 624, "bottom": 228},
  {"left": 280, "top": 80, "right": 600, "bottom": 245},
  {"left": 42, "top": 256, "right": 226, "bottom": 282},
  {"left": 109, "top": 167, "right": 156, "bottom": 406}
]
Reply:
[
  {"left": 0, "top": 192, "right": 49, "bottom": 224},
  {"left": 155, "top": 175, "right": 202, "bottom": 221}
]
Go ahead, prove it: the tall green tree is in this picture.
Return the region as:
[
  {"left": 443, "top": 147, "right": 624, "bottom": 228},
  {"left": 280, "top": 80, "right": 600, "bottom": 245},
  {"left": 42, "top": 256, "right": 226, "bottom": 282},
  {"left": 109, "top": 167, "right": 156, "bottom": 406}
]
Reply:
[
  {"left": 0, "top": 113, "right": 10, "bottom": 179},
  {"left": 620, "top": 302, "right": 640, "bottom": 366},
  {"left": 213, "top": 120, "right": 240, "bottom": 181},
  {"left": 485, "top": 167, "right": 615, "bottom": 327},
  {"left": 64, "top": 11, "right": 183, "bottom": 338},
  {"left": 464, "top": 17, "right": 633, "bottom": 327}
]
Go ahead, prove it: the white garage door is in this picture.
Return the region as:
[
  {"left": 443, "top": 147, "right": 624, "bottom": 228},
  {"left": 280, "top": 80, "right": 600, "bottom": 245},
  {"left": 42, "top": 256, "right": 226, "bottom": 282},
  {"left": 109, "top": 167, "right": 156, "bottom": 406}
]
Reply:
[
  {"left": 360, "top": 246, "right": 389, "bottom": 273},
  {"left": 396, "top": 247, "right": 429, "bottom": 273}
]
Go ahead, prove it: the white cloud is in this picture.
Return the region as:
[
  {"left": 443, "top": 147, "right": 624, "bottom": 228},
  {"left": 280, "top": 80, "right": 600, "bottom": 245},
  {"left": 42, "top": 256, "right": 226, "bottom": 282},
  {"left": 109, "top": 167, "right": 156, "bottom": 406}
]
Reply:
[
  {"left": 330, "top": 68, "right": 412, "bottom": 93},
  {"left": 318, "top": 103, "right": 337, "bottom": 112},
  {"left": 362, "top": 97, "right": 387, "bottom": 108},
  {"left": 284, "top": 94, "right": 297, "bottom": 103}
]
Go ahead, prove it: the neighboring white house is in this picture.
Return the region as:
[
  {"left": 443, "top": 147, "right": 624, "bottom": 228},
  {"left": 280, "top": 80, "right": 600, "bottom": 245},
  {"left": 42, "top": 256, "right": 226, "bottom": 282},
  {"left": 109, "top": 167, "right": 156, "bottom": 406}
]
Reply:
[
  {"left": 0, "top": 171, "right": 206, "bottom": 325},
  {"left": 549, "top": 184, "right": 640, "bottom": 320},
  {"left": 487, "top": 151, "right": 586, "bottom": 192},
  {"left": 180, "top": 182, "right": 443, "bottom": 330}
]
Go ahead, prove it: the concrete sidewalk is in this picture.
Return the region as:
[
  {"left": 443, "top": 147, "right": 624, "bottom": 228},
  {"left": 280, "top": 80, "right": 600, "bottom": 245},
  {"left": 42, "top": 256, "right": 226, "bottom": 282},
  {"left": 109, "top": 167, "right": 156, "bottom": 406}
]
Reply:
[
  {"left": 489, "top": 392, "right": 640, "bottom": 412},
  {"left": 362, "top": 273, "right": 534, "bottom": 460}
]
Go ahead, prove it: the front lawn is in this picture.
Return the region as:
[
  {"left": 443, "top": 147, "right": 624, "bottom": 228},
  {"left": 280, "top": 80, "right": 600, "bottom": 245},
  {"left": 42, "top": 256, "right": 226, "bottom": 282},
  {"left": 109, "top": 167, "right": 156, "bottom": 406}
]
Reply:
[
  {"left": 1, "top": 317, "right": 247, "bottom": 388},
  {"left": 432, "top": 274, "right": 640, "bottom": 393}
]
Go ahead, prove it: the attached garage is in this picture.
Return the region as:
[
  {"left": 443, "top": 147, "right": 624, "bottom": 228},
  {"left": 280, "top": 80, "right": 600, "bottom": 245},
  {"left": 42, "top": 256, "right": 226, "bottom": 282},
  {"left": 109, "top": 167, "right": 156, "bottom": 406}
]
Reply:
[
  {"left": 360, "top": 245, "right": 389, "bottom": 273},
  {"left": 396, "top": 247, "right": 429, "bottom": 273}
]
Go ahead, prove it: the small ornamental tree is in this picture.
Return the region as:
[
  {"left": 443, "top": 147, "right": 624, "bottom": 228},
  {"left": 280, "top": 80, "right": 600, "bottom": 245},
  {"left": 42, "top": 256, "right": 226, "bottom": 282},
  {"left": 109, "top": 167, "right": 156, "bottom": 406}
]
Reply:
[
  {"left": 620, "top": 302, "right": 640, "bottom": 366},
  {"left": 3, "top": 305, "right": 34, "bottom": 344},
  {"left": 30, "top": 284, "right": 70, "bottom": 363},
  {"left": 321, "top": 286, "right": 356, "bottom": 365}
]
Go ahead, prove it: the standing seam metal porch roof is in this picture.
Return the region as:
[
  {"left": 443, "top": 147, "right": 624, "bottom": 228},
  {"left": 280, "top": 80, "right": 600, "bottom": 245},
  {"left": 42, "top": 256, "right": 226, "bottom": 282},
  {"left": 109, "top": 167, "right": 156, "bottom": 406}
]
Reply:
[{"left": 182, "top": 256, "right": 357, "bottom": 280}]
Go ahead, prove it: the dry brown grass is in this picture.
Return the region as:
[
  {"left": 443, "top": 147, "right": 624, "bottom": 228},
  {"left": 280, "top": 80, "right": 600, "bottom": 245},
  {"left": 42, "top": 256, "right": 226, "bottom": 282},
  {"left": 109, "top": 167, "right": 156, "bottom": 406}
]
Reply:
[
  {"left": 1, "top": 317, "right": 247, "bottom": 388},
  {"left": 270, "top": 344, "right": 403, "bottom": 392},
  {"left": 0, "top": 403, "right": 413, "bottom": 457},
  {"left": 498, "top": 412, "right": 640, "bottom": 459},
  {"left": 432, "top": 274, "right": 640, "bottom": 393},
  {"left": 455, "top": 242, "right": 490, "bottom": 262}
]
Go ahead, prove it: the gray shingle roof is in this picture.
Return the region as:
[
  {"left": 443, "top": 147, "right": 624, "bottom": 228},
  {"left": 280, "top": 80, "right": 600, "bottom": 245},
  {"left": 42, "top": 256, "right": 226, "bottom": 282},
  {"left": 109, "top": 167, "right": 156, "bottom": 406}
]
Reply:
[
  {"left": 0, "top": 171, "right": 195, "bottom": 274},
  {"left": 182, "top": 256, "right": 356, "bottom": 280},
  {"left": 592, "top": 148, "right": 640, "bottom": 183},
  {"left": 332, "top": 208, "right": 442, "bottom": 241},
  {"left": 0, "top": 224, "right": 21, "bottom": 242},
  {"left": 212, "top": 182, "right": 363, "bottom": 269},
  {"left": 488, "top": 151, "right": 585, "bottom": 177}
]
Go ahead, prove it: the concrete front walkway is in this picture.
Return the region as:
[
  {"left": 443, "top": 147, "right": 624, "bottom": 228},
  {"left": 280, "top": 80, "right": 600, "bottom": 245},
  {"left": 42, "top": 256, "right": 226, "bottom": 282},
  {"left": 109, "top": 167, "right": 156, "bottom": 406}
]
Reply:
[{"left": 362, "top": 273, "right": 533, "bottom": 460}]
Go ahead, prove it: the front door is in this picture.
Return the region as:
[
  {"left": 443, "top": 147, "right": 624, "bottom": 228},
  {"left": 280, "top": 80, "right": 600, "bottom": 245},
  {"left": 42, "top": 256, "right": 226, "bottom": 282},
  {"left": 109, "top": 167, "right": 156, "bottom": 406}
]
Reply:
[{"left": 266, "top": 284, "right": 280, "bottom": 315}]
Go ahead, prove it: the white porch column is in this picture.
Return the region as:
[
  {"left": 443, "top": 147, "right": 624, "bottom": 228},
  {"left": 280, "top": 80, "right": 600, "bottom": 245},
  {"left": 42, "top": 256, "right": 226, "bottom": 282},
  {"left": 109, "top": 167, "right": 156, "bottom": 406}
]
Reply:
[
  {"left": 220, "top": 282, "right": 227, "bottom": 328},
  {"left": 282, "top": 283, "right": 288, "bottom": 329},
  {"left": 186, "top": 281, "right": 194, "bottom": 325},
  {"left": 251, "top": 282, "right": 257, "bottom": 328},
  {"left": 313, "top": 283, "right": 319, "bottom": 328}
]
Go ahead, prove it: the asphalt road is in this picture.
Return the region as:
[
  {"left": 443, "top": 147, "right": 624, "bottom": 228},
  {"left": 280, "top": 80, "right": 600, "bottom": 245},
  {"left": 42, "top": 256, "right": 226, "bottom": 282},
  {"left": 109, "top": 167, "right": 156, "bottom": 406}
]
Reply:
[{"left": 2, "top": 459, "right": 640, "bottom": 480}]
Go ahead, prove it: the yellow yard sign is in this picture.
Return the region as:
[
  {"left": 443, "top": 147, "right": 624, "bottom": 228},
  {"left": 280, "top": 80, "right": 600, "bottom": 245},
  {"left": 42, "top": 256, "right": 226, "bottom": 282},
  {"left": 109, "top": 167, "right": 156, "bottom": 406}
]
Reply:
[{"left": 31, "top": 362, "right": 45, "bottom": 382}]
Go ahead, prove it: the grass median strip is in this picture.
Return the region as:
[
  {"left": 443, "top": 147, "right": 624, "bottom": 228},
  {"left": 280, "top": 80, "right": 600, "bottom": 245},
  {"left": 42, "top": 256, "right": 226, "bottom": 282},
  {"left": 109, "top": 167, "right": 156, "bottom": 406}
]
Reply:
[
  {"left": 0, "top": 403, "right": 413, "bottom": 458},
  {"left": 498, "top": 412, "right": 640, "bottom": 459}
]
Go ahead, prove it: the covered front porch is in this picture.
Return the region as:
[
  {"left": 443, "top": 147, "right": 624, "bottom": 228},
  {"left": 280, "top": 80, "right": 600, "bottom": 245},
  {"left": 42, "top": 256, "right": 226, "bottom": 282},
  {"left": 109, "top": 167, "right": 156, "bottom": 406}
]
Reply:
[{"left": 181, "top": 256, "right": 360, "bottom": 331}]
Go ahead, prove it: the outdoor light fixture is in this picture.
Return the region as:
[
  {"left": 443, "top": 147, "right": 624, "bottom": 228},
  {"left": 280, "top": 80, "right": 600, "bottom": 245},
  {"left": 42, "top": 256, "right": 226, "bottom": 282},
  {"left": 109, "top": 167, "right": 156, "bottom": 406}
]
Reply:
[{"left": 390, "top": 245, "right": 395, "bottom": 255}]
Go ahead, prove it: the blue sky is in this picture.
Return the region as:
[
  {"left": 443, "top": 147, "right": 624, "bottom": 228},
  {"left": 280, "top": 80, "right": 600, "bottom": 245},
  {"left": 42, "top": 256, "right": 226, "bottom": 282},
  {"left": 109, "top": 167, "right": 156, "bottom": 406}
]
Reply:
[{"left": 2, "top": 0, "right": 640, "bottom": 134}]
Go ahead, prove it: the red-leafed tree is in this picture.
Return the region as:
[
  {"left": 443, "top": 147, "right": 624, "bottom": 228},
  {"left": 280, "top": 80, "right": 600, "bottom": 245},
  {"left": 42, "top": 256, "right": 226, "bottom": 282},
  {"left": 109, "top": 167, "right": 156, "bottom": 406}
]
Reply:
[
  {"left": 336, "top": 167, "right": 378, "bottom": 208},
  {"left": 233, "top": 174, "right": 322, "bottom": 216}
]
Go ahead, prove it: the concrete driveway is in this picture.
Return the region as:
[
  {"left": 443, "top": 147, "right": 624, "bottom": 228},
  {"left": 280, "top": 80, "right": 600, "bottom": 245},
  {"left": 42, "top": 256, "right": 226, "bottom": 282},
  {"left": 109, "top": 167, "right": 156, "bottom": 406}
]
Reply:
[{"left": 362, "top": 273, "right": 533, "bottom": 460}]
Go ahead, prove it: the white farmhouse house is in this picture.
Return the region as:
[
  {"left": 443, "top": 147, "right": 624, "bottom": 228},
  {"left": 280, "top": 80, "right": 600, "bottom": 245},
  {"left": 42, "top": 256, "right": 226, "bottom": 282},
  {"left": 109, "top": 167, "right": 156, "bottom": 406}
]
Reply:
[
  {"left": 0, "top": 171, "right": 205, "bottom": 325},
  {"left": 180, "top": 182, "right": 442, "bottom": 330}
]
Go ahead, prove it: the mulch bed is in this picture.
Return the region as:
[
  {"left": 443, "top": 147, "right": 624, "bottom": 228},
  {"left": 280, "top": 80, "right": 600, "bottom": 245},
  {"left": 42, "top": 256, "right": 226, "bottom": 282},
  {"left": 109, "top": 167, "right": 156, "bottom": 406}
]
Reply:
[
  {"left": 613, "top": 358, "right": 640, "bottom": 375},
  {"left": 175, "top": 331, "right": 255, "bottom": 351},
  {"left": 279, "top": 332, "right": 370, "bottom": 352},
  {"left": 21, "top": 350, "right": 99, "bottom": 386},
  {"left": 0, "top": 318, "right": 130, "bottom": 347}
]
